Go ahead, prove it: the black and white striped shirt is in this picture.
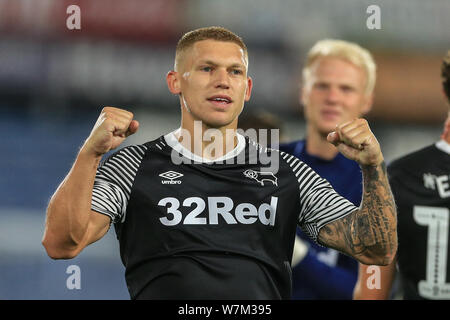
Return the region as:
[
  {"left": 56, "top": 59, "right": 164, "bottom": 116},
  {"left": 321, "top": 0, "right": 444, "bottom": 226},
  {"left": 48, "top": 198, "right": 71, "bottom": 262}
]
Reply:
[{"left": 91, "top": 130, "right": 357, "bottom": 299}]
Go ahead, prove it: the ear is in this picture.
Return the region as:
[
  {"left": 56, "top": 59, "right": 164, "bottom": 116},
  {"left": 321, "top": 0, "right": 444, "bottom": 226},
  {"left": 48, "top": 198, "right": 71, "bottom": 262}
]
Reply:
[
  {"left": 244, "top": 76, "right": 253, "bottom": 102},
  {"left": 442, "top": 88, "right": 450, "bottom": 105},
  {"left": 166, "top": 70, "right": 181, "bottom": 95},
  {"left": 300, "top": 84, "right": 310, "bottom": 117},
  {"left": 300, "top": 85, "right": 307, "bottom": 107},
  {"left": 440, "top": 112, "right": 450, "bottom": 141},
  {"left": 361, "top": 93, "right": 374, "bottom": 115}
]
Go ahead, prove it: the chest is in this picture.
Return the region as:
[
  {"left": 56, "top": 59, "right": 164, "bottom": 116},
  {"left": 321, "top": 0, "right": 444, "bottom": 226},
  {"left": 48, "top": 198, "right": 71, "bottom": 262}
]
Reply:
[{"left": 134, "top": 157, "right": 298, "bottom": 224}]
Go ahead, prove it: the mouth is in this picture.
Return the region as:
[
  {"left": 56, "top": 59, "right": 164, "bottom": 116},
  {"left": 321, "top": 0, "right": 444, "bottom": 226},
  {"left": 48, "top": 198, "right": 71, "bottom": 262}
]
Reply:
[
  {"left": 207, "top": 95, "right": 233, "bottom": 108},
  {"left": 321, "top": 109, "right": 341, "bottom": 120}
]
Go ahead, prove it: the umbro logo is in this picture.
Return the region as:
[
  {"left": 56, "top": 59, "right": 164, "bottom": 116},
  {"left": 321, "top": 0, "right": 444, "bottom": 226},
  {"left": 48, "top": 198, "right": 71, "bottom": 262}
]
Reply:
[{"left": 159, "top": 171, "right": 183, "bottom": 184}]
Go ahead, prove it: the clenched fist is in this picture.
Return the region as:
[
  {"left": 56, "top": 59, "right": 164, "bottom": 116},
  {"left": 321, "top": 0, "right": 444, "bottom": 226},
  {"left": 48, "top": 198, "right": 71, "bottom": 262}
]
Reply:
[
  {"left": 82, "top": 107, "right": 139, "bottom": 157},
  {"left": 327, "top": 118, "right": 383, "bottom": 166}
]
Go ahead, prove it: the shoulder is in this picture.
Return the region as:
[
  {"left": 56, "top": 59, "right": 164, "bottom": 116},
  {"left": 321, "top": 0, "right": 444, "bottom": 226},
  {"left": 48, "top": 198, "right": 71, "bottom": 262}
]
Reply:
[
  {"left": 102, "top": 136, "right": 168, "bottom": 162},
  {"left": 101, "top": 143, "right": 149, "bottom": 165},
  {"left": 245, "top": 138, "right": 305, "bottom": 176},
  {"left": 278, "top": 139, "right": 304, "bottom": 156},
  {"left": 98, "top": 138, "right": 170, "bottom": 174},
  {"left": 270, "top": 145, "right": 316, "bottom": 184},
  {"left": 388, "top": 144, "right": 435, "bottom": 174}
]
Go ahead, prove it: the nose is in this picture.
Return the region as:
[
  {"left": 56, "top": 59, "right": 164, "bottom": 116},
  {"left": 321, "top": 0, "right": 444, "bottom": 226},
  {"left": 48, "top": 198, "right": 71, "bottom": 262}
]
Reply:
[
  {"left": 213, "top": 68, "right": 230, "bottom": 89},
  {"left": 325, "top": 86, "right": 341, "bottom": 104}
]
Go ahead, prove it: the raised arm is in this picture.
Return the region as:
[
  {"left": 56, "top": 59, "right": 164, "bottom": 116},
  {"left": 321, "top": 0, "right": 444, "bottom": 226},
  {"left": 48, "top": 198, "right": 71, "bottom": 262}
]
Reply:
[
  {"left": 42, "top": 107, "right": 139, "bottom": 259},
  {"left": 317, "top": 118, "right": 397, "bottom": 265}
]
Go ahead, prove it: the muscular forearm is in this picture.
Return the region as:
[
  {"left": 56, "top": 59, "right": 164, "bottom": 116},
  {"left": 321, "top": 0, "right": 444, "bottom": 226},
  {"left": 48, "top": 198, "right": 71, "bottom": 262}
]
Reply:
[
  {"left": 355, "top": 162, "right": 397, "bottom": 265},
  {"left": 43, "top": 107, "right": 138, "bottom": 259},
  {"left": 320, "top": 120, "right": 397, "bottom": 265},
  {"left": 42, "top": 148, "right": 101, "bottom": 257}
]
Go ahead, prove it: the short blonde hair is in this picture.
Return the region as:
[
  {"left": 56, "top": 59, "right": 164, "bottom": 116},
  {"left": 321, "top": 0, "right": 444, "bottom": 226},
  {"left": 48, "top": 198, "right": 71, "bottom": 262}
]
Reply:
[
  {"left": 302, "top": 39, "right": 376, "bottom": 95},
  {"left": 174, "top": 26, "right": 248, "bottom": 71}
]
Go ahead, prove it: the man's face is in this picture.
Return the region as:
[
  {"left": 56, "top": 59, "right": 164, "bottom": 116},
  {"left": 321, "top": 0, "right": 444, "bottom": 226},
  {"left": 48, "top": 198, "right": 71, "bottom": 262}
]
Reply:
[
  {"left": 441, "top": 110, "right": 450, "bottom": 141},
  {"left": 302, "top": 57, "right": 373, "bottom": 137},
  {"left": 173, "top": 40, "right": 252, "bottom": 129}
]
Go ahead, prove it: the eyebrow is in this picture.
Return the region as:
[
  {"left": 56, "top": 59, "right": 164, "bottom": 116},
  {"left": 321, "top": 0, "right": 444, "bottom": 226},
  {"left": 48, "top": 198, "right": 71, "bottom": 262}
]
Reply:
[
  {"left": 315, "top": 81, "right": 357, "bottom": 88},
  {"left": 199, "top": 60, "right": 245, "bottom": 69}
]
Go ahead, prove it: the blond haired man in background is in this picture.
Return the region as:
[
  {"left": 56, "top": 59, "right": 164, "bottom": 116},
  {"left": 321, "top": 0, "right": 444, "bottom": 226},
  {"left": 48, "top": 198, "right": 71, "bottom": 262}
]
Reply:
[{"left": 281, "top": 39, "right": 378, "bottom": 299}]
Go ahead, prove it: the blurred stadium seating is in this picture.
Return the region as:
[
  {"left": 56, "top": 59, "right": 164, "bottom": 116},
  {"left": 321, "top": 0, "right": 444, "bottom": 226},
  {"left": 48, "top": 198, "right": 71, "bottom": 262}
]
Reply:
[{"left": 0, "top": 0, "right": 447, "bottom": 299}]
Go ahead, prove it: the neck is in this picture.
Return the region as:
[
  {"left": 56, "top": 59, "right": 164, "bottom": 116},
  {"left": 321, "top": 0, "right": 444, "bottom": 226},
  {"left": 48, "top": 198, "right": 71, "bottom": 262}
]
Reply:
[
  {"left": 177, "top": 116, "right": 238, "bottom": 160},
  {"left": 444, "top": 135, "right": 450, "bottom": 144},
  {"left": 305, "top": 125, "right": 339, "bottom": 160}
]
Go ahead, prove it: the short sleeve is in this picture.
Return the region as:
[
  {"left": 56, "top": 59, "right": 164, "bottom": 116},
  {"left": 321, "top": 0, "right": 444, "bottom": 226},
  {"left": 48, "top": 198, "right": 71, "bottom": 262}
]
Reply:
[
  {"left": 91, "top": 145, "right": 147, "bottom": 223},
  {"left": 280, "top": 152, "right": 358, "bottom": 243},
  {"left": 297, "top": 164, "right": 358, "bottom": 243}
]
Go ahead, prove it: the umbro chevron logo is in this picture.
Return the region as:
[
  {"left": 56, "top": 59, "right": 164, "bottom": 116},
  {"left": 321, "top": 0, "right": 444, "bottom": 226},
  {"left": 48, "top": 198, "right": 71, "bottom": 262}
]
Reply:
[{"left": 159, "top": 171, "right": 183, "bottom": 184}]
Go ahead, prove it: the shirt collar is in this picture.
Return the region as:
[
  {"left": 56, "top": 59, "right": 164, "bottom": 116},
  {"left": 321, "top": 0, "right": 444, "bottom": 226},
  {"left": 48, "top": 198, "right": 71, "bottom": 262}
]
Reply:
[
  {"left": 435, "top": 139, "right": 450, "bottom": 155},
  {"left": 164, "top": 128, "right": 246, "bottom": 163}
]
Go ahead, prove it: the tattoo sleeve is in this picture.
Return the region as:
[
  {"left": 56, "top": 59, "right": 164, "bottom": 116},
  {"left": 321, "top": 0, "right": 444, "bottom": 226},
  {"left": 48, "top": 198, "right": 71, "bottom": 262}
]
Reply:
[{"left": 318, "top": 162, "right": 398, "bottom": 265}]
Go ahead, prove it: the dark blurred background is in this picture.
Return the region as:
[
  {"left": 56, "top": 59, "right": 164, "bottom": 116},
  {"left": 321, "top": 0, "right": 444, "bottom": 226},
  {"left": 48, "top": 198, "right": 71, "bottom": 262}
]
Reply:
[{"left": 0, "top": 0, "right": 448, "bottom": 299}]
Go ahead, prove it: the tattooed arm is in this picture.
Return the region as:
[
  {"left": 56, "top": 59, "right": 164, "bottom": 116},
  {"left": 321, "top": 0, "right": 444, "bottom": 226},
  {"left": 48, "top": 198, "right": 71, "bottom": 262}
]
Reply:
[{"left": 318, "top": 119, "right": 397, "bottom": 265}]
